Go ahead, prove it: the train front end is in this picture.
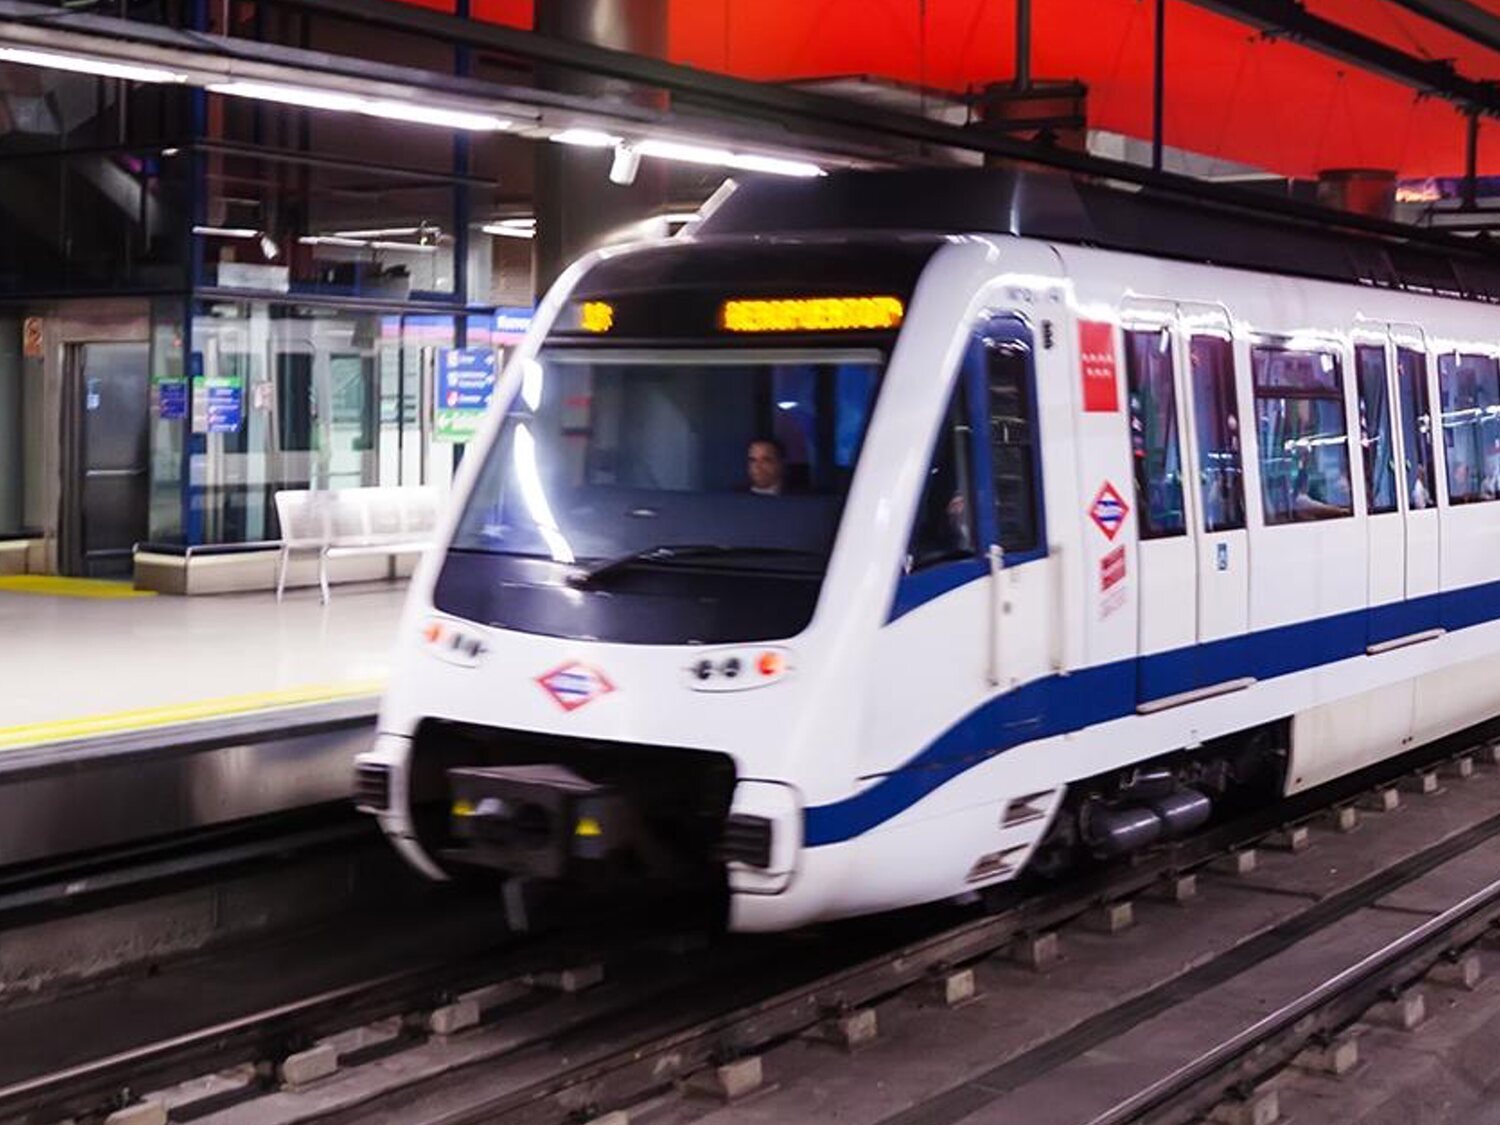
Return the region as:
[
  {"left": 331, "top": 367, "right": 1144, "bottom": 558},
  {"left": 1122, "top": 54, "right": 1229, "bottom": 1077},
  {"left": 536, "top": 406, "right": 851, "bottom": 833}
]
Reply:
[{"left": 358, "top": 233, "right": 948, "bottom": 931}]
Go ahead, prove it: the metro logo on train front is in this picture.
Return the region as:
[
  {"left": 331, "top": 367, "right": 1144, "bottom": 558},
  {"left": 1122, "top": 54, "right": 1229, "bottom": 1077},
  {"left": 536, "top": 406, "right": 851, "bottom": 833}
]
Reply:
[
  {"left": 536, "top": 661, "right": 617, "bottom": 712},
  {"left": 1090, "top": 482, "right": 1129, "bottom": 540}
]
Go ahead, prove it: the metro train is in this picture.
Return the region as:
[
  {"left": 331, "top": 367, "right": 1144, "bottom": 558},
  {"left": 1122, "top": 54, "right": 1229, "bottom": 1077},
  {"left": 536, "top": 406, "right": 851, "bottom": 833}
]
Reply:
[{"left": 355, "top": 168, "right": 1500, "bottom": 932}]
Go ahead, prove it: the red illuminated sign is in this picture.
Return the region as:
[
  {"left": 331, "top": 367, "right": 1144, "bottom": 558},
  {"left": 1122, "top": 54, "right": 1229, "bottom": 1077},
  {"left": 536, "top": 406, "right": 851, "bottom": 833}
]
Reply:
[{"left": 1079, "top": 320, "right": 1119, "bottom": 413}]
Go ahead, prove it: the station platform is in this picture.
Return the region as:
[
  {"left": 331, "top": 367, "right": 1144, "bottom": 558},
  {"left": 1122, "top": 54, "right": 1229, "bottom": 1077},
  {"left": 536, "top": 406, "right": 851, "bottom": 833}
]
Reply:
[{"left": 0, "top": 580, "right": 408, "bottom": 868}]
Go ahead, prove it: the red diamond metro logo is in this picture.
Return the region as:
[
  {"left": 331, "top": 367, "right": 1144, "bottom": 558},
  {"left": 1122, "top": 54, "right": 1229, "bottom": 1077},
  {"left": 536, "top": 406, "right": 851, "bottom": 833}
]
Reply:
[
  {"left": 536, "top": 661, "right": 616, "bottom": 712},
  {"left": 1090, "top": 482, "right": 1129, "bottom": 541}
]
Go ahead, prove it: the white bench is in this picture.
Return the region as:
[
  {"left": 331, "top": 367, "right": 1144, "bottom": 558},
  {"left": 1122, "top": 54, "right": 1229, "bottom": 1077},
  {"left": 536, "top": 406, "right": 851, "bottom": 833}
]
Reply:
[{"left": 274, "top": 486, "right": 440, "bottom": 603}]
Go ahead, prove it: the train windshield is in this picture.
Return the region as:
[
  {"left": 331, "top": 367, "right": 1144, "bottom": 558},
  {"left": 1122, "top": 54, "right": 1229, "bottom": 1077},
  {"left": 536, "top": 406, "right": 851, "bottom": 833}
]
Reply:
[
  {"left": 451, "top": 348, "right": 882, "bottom": 568},
  {"left": 434, "top": 345, "right": 884, "bottom": 643}
]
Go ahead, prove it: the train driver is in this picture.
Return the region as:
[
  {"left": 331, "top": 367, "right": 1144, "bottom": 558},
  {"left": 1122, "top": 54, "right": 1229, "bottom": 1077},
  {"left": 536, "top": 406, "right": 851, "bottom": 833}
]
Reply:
[{"left": 747, "top": 438, "right": 787, "bottom": 496}]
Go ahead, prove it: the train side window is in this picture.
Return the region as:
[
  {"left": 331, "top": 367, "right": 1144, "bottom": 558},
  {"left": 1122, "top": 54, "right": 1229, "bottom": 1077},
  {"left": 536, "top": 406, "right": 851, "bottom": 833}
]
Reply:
[
  {"left": 1355, "top": 345, "right": 1399, "bottom": 515},
  {"left": 1251, "top": 346, "right": 1353, "bottom": 524},
  {"left": 1188, "top": 335, "right": 1245, "bottom": 531},
  {"left": 1437, "top": 352, "right": 1500, "bottom": 504},
  {"left": 985, "top": 335, "right": 1040, "bottom": 555},
  {"left": 1396, "top": 348, "right": 1436, "bottom": 509},
  {"left": 1124, "top": 327, "right": 1186, "bottom": 538},
  {"left": 906, "top": 385, "right": 977, "bottom": 571}
]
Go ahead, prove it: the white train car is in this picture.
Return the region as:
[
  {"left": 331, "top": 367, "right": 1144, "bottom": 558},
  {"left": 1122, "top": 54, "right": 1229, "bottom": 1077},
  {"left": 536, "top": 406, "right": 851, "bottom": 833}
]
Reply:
[{"left": 356, "top": 169, "right": 1500, "bottom": 932}]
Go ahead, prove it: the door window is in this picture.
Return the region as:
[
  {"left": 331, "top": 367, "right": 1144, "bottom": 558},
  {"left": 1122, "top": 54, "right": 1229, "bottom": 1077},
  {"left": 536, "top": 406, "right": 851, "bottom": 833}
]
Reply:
[
  {"left": 1189, "top": 335, "right": 1245, "bottom": 531},
  {"left": 1355, "top": 345, "right": 1399, "bottom": 515},
  {"left": 1397, "top": 348, "right": 1436, "bottom": 510},
  {"left": 1124, "top": 327, "right": 1186, "bottom": 539},
  {"left": 985, "top": 333, "right": 1040, "bottom": 555},
  {"left": 1252, "top": 346, "right": 1353, "bottom": 524},
  {"left": 907, "top": 385, "right": 977, "bottom": 571}
]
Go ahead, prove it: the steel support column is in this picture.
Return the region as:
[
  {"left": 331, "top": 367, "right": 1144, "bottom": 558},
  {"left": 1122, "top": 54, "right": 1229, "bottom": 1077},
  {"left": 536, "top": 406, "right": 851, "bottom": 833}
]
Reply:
[
  {"left": 1015, "top": 0, "right": 1032, "bottom": 91},
  {"left": 1153, "top": 0, "right": 1167, "bottom": 172},
  {"left": 1465, "top": 108, "right": 1481, "bottom": 212},
  {"left": 533, "top": 0, "right": 668, "bottom": 296}
]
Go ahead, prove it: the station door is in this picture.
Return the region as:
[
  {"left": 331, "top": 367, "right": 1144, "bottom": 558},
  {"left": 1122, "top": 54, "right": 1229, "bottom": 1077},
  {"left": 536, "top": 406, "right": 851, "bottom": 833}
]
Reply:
[{"left": 62, "top": 342, "right": 150, "bottom": 577}]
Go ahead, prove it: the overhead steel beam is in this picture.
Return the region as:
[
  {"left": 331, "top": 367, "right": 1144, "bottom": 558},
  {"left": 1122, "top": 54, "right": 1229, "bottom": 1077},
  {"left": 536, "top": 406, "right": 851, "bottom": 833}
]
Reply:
[
  {"left": 1387, "top": 0, "right": 1500, "bottom": 58},
  {"left": 1185, "top": 0, "right": 1500, "bottom": 117},
  {"left": 209, "top": 0, "right": 1500, "bottom": 258},
  {"left": 6, "top": 0, "right": 1500, "bottom": 265}
]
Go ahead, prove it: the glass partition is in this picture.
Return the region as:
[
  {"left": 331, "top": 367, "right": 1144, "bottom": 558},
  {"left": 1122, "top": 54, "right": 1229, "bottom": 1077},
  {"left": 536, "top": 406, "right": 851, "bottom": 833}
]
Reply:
[{"left": 188, "top": 300, "right": 464, "bottom": 543}]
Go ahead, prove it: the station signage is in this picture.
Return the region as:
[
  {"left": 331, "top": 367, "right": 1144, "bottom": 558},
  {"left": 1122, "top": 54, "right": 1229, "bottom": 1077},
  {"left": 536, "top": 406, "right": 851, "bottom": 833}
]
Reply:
[
  {"left": 435, "top": 346, "right": 498, "bottom": 443},
  {"left": 494, "top": 306, "right": 533, "bottom": 344}
]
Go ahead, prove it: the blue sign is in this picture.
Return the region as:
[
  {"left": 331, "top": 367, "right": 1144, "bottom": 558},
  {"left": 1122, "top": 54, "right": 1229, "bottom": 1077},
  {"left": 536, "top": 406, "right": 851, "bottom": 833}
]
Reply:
[
  {"left": 494, "top": 306, "right": 533, "bottom": 344},
  {"left": 159, "top": 381, "right": 187, "bottom": 421},
  {"left": 206, "top": 383, "right": 243, "bottom": 434},
  {"left": 435, "top": 346, "right": 498, "bottom": 442}
]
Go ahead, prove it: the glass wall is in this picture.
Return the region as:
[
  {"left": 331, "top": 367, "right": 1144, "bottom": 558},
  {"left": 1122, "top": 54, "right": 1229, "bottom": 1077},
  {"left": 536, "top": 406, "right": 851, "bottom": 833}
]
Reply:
[
  {"left": 187, "top": 300, "right": 471, "bottom": 542},
  {"left": 147, "top": 298, "right": 189, "bottom": 543}
]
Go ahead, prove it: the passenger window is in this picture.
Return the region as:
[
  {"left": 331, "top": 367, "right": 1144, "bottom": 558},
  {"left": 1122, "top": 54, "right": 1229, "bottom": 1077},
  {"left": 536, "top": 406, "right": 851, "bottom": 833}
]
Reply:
[
  {"left": 1252, "top": 346, "right": 1353, "bottom": 524},
  {"left": 907, "top": 386, "right": 977, "bottom": 571},
  {"left": 1124, "top": 327, "right": 1186, "bottom": 539},
  {"left": 1437, "top": 352, "right": 1500, "bottom": 504},
  {"left": 985, "top": 334, "right": 1040, "bottom": 555},
  {"left": 1355, "top": 345, "right": 1399, "bottom": 515},
  {"left": 1396, "top": 348, "right": 1436, "bottom": 510},
  {"left": 1189, "top": 335, "right": 1245, "bottom": 532}
]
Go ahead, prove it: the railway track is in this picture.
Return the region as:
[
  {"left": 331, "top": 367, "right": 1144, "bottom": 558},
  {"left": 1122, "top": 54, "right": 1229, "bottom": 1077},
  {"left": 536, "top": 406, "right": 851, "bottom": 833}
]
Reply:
[{"left": 7, "top": 731, "right": 1500, "bottom": 1125}]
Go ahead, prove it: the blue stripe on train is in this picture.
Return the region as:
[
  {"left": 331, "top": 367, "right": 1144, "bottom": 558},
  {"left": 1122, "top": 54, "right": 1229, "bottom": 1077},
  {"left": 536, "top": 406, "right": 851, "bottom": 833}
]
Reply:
[{"left": 803, "top": 575, "right": 1500, "bottom": 848}]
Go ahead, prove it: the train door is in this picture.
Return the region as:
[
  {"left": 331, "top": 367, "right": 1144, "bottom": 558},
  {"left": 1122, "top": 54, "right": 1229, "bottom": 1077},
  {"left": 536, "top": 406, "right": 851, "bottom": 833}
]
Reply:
[
  {"left": 1179, "top": 308, "right": 1250, "bottom": 651},
  {"left": 1391, "top": 329, "right": 1441, "bottom": 636},
  {"left": 1120, "top": 305, "right": 1197, "bottom": 704},
  {"left": 980, "top": 314, "right": 1052, "bottom": 711},
  {"left": 1352, "top": 326, "right": 1407, "bottom": 648}
]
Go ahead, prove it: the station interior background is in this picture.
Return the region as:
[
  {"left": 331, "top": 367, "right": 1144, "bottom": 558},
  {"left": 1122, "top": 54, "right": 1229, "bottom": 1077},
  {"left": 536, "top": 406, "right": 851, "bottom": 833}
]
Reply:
[{"left": 3, "top": 0, "right": 1500, "bottom": 578}]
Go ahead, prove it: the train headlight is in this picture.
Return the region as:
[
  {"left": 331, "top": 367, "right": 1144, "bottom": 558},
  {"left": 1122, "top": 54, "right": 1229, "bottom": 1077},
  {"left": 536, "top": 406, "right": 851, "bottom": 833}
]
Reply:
[
  {"left": 684, "top": 647, "right": 793, "bottom": 692},
  {"left": 420, "top": 617, "right": 488, "bottom": 667}
]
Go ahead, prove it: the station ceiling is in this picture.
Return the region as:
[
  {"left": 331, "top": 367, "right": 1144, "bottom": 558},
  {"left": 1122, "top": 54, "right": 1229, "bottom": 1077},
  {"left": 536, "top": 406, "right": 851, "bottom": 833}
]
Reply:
[{"left": 403, "top": 0, "right": 1500, "bottom": 180}]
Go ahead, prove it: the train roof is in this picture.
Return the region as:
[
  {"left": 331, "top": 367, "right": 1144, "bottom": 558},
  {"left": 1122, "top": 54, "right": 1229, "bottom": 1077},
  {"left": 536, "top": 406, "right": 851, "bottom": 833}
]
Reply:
[{"left": 694, "top": 168, "right": 1500, "bottom": 305}]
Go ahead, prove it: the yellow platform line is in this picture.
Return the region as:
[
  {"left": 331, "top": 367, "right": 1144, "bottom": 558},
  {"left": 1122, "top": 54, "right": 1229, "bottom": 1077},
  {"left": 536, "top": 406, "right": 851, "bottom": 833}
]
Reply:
[
  {"left": 0, "top": 575, "right": 156, "bottom": 599},
  {"left": 0, "top": 678, "right": 386, "bottom": 751}
]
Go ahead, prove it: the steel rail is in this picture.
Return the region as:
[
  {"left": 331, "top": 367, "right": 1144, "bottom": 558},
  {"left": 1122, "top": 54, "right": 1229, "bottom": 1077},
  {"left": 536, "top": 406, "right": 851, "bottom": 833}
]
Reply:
[
  {"left": 0, "top": 936, "right": 521, "bottom": 1123},
  {"left": 392, "top": 802, "right": 1500, "bottom": 1125},
  {"left": 1086, "top": 875, "right": 1500, "bottom": 1125},
  {"left": 9, "top": 734, "right": 1494, "bottom": 1124}
]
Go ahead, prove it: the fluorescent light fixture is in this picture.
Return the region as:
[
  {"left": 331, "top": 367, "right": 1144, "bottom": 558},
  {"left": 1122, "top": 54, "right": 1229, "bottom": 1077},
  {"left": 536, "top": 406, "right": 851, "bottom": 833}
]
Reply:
[
  {"left": 299, "top": 235, "right": 368, "bottom": 248},
  {"left": 635, "top": 138, "right": 822, "bottom": 178},
  {"left": 207, "top": 81, "right": 510, "bottom": 132},
  {"left": 298, "top": 235, "right": 436, "bottom": 251},
  {"left": 193, "top": 226, "right": 259, "bottom": 238},
  {"left": 550, "top": 128, "right": 621, "bottom": 148},
  {"left": 0, "top": 46, "right": 187, "bottom": 84},
  {"left": 552, "top": 128, "right": 819, "bottom": 178},
  {"left": 482, "top": 224, "right": 535, "bottom": 240},
  {"left": 497, "top": 217, "right": 535, "bottom": 229},
  {"left": 331, "top": 226, "right": 427, "bottom": 239},
  {"left": 661, "top": 212, "right": 702, "bottom": 224}
]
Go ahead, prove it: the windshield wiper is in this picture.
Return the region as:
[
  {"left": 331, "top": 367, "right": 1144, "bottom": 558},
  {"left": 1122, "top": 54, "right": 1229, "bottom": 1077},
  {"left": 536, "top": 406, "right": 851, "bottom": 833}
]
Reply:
[{"left": 567, "top": 544, "right": 819, "bottom": 588}]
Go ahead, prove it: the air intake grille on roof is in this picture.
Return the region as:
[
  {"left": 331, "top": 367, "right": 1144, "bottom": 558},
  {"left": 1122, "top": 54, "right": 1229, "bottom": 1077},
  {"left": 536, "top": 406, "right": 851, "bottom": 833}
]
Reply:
[{"left": 354, "top": 763, "right": 391, "bottom": 812}]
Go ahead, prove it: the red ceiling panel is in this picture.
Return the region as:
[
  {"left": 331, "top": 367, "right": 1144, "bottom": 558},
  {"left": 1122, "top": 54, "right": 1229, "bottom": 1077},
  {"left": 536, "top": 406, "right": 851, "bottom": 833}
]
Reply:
[
  {"left": 668, "top": 0, "right": 1500, "bottom": 177},
  {"left": 399, "top": 0, "right": 1500, "bottom": 177}
]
